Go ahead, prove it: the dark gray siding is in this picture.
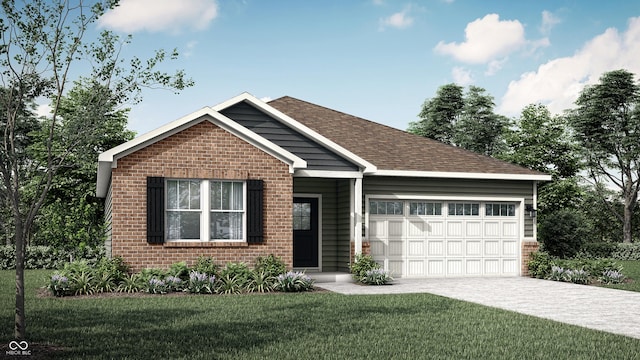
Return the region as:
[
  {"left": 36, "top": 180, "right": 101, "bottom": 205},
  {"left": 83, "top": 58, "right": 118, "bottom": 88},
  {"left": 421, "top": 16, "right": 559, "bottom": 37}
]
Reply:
[
  {"left": 294, "top": 178, "right": 351, "bottom": 272},
  {"left": 221, "top": 101, "right": 358, "bottom": 171},
  {"left": 363, "top": 177, "right": 537, "bottom": 238}
]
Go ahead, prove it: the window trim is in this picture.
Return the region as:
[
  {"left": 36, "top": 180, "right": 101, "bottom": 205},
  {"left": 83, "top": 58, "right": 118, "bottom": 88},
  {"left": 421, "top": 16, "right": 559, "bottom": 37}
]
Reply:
[{"left": 165, "top": 179, "right": 247, "bottom": 242}]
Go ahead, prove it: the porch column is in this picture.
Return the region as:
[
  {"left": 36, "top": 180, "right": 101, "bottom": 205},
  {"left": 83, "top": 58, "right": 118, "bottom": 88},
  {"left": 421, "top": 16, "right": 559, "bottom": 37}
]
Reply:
[{"left": 352, "top": 177, "right": 363, "bottom": 255}]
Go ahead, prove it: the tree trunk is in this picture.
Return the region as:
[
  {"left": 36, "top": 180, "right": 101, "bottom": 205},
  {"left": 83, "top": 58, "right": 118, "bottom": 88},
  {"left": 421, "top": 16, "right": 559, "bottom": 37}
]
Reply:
[
  {"left": 623, "top": 199, "right": 633, "bottom": 243},
  {"left": 14, "top": 217, "right": 25, "bottom": 339}
]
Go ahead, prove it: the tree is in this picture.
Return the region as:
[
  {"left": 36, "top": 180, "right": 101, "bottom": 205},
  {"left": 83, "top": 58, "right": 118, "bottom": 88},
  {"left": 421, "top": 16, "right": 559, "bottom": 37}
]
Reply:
[
  {"left": 30, "top": 79, "right": 135, "bottom": 249},
  {"left": 454, "top": 86, "right": 508, "bottom": 156},
  {"left": 0, "top": 0, "right": 193, "bottom": 339},
  {"left": 408, "top": 83, "right": 464, "bottom": 144},
  {"left": 569, "top": 69, "right": 640, "bottom": 243},
  {"left": 499, "top": 103, "right": 583, "bottom": 213}
]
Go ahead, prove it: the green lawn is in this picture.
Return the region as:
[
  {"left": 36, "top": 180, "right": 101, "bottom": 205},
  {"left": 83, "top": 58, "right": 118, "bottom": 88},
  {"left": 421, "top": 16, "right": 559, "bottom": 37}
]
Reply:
[{"left": 1, "top": 270, "right": 639, "bottom": 359}]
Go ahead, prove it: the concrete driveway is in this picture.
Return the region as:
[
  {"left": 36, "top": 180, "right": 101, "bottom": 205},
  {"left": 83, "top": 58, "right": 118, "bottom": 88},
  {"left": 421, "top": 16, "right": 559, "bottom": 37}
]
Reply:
[{"left": 316, "top": 277, "right": 640, "bottom": 340}]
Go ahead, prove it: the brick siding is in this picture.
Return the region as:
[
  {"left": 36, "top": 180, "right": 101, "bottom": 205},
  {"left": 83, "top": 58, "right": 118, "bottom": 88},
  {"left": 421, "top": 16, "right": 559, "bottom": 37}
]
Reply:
[
  {"left": 110, "top": 119, "right": 293, "bottom": 272},
  {"left": 521, "top": 240, "right": 540, "bottom": 276}
]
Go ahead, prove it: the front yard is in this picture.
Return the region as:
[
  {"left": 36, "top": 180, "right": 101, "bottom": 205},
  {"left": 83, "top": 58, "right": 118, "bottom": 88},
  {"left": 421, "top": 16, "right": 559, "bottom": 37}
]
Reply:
[{"left": 1, "top": 270, "right": 639, "bottom": 359}]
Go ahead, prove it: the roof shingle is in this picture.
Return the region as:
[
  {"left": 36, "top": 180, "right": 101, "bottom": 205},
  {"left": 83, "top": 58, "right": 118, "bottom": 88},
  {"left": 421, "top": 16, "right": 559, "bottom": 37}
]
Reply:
[{"left": 268, "top": 96, "right": 545, "bottom": 176}]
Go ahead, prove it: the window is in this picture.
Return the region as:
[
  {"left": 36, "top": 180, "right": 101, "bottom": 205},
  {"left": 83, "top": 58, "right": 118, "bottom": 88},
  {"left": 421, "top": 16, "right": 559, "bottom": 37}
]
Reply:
[
  {"left": 166, "top": 179, "right": 245, "bottom": 241},
  {"left": 369, "top": 200, "right": 403, "bottom": 215},
  {"left": 293, "top": 203, "right": 311, "bottom": 230},
  {"left": 486, "top": 203, "right": 516, "bottom": 217},
  {"left": 448, "top": 203, "right": 479, "bottom": 216},
  {"left": 410, "top": 202, "right": 442, "bottom": 216}
]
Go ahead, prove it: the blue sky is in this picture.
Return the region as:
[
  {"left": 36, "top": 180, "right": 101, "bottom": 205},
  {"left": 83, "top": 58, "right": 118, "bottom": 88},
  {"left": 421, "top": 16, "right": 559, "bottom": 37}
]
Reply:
[{"left": 89, "top": 0, "right": 640, "bottom": 135}]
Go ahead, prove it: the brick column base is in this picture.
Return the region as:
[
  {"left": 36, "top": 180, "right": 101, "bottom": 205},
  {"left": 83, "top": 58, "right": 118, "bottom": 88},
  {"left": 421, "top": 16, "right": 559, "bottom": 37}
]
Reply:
[
  {"left": 521, "top": 241, "right": 540, "bottom": 277},
  {"left": 350, "top": 241, "right": 371, "bottom": 262}
]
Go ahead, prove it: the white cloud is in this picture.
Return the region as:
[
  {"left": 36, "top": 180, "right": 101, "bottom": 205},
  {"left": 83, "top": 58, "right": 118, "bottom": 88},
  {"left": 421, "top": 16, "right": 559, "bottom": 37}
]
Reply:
[
  {"left": 35, "top": 103, "right": 51, "bottom": 118},
  {"left": 540, "top": 10, "right": 561, "bottom": 35},
  {"left": 499, "top": 17, "right": 640, "bottom": 116},
  {"left": 184, "top": 40, "right": 198, "bottom": 58},
  {"left": 260, "top": 96, "right": 273, "bottom": 103},
  {"left": 379, "top": 10, "right": 414, "bottom": 30},
  {"left": 434, "top": 14, "right": 526, "bottom": 64},
  {"left": 451, "top": 67, "right": 473, "bottom": 85},
  {"left": 99, "top": 0, "right": 218, "bottom": 33},
  {"left": 485, "top": 58, "right": 508, "bottom": 76}
]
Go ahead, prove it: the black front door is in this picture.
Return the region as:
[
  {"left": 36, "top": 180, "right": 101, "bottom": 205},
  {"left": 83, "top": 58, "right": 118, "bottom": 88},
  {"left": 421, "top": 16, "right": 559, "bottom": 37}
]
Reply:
[{"left": 293, "top": 197, "right": 319, "bottom": 268}]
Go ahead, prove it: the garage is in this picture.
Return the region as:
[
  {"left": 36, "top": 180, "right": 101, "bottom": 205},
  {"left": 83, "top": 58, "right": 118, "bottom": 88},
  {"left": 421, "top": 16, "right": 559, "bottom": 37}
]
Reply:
[{"left": 368, "top": 199, "right": 521, "bottom": 277}]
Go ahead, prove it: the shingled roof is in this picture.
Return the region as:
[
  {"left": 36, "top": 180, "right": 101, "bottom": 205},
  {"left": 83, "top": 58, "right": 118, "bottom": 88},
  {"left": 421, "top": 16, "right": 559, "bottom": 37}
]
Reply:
[{"left": 268, "top": 96, "right": 546, "bottom": 177}]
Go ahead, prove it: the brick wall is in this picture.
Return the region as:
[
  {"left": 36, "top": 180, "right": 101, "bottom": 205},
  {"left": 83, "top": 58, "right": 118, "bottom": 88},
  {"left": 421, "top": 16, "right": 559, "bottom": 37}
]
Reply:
[
  {"left": 521, "top": 240, "right": 539, "bottom": 277},
  {"left": 110, "top": 119, "right": 293, "bottom": 272}
]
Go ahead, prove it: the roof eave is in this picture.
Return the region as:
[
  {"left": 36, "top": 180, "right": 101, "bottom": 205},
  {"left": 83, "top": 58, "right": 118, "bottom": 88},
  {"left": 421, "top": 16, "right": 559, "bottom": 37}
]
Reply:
[{"left": 371, "top": 169, "right": 552, "bottom": 181}]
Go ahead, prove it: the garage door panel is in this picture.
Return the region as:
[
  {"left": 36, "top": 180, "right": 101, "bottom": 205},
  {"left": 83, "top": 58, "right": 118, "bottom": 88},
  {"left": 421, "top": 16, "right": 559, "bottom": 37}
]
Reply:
[
  {"left": 428, "top": 221, "right": 445, "bottom": 237},
  {"left": 465, "top": 259, "right": 482, "bottom": 275},
  {"left": 447, "top": 240, "right": 463, "bottom": 256},
  {"left": 502, "top": 222, "right": 518, "bottom": 237},
  {"left": 503, "top": 259, "right": 518, "bottom": 274},
  {"left": 389, "top": 240, "right": 404, "bottom": 256},
  {"left": 388, "top": 260, "right": 403, "bottom": 276},
  {"left": 465, "top": 221, "right": 482, "bottom": 237},
  {"left": 447, "top": 221, "right": 463, "bottom": 237},
  {"left": 428, "top": 241, "right": 445, "bottom": 256},
  {"left": 466, "top": 240, "right": 482, "bottom": 256},
  {"left": 428, "top": 260, "right": 445, "bottom": 276},
  {"left": 370, "top": 220, "right": 386, "bottom": 238},
  {"left": 370, "top": 240, "right": 385, "bottom": 257},
  {"left": 484, "top": 240, "right": 500, "bottom": 256},
  {"left": 484, "top": 221, "right": 500, "bottom": 237},
  {"left": 503, "top": 240, "right": 518, "bottom": 256},
  {"left": 408, "top": 240, "right": 425, "bottom": 256},
  {"left": 484, "top": 259, "right": 500, "bottom": 275},
  {"left": 388, "top": 221, "right": 404, "bottom": 237},
  {"left": 447, "top": 259, "right": 463, "bottom": 275},
  {"left": 408, "top": 221, "right": 426, "bottom": 237},
  {"left": 407, "top": 260, "right": 425, "bottom": 276}
]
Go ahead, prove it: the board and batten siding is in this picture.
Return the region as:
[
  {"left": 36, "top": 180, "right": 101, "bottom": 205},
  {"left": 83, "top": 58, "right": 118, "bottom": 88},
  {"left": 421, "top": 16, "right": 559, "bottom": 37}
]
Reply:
[
  {"left": 294, "top": 178, "right": 351, "bottom": 272},
  {"left": 104, "top": 182, "right": 113, "bottom": 258},
  {"left": 220, "top": 101, "right": 358, "bottom": 171},
  {"left": 363, "top": 177, "right": 537, "bottom": 238}
]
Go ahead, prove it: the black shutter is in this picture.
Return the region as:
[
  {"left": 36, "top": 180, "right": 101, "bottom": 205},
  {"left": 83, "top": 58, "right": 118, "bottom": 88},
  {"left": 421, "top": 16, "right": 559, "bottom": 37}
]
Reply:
[
  {"left": 246, "top": 179, "right": 264, "bottom": 243},
  {"left": 147, "top": 177, "right": 165, "bottom": 244}
]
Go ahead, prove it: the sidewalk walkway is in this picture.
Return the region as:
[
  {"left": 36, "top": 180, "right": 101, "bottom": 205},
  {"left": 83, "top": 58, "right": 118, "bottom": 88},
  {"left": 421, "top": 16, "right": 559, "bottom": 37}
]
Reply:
[{"left": 316, "top": 277, "right": 640, "bottom": 340}]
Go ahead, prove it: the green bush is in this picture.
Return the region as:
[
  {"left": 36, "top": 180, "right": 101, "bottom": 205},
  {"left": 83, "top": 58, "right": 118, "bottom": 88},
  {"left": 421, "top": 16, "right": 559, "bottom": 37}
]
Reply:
[
  {"left": 538, "top": 209, "right": 589, "bottom": 258},
  {"left": 255, "top": 254, "right": 286, "bottom": 277},
  {"left": 0, "top": 245, "right": 105, "bottom": 270},
  {"left": 193, "top": 256, "right": 219, "bottom": 276},
  {"left": 168, "top": 261, "right": 190, "bottom": 280},
  {"left": 219, "top": 262, "right": 252, "bottom": 289},
  {"left": 576, "top": 242, "right": 618, "bottom": 259},
  {"left": 350, "top": 254, "right": 382, "bottom": 282},
  {"left": 611, "top": 243, "right": 640, "bottom": 260},
  {"left": 275, "top": 271, "right": 314, "bottom": 292},
  {"left": 527, "top": 251, "right": 553, "bottom": 279}
]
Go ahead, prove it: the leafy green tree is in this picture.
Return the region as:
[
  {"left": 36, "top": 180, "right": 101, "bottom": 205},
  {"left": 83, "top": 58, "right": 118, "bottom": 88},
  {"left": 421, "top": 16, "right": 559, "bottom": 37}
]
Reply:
[
  {"left": 0, "top": 0, "right": 192, "bottom": 339},
  {"left": 409, "top": 83, "right": 464, "bottom": 144},
  {"left": 454, "top": 86, "right": 509, "bottom": 156},
  {"left": 499, "top": 104, "right": 583, "bottom": 213},
  {"left": 569, "top": 69, "right": 640, "bottom": 243},
  {"left": 30, "top": 80, "right": 135, "bottom": 249}
]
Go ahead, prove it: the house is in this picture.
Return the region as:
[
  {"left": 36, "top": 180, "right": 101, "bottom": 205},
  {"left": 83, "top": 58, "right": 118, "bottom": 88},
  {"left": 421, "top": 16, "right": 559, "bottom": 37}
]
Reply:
[{"left": 96, "top": 92, "right": 551, "bottom": 277}]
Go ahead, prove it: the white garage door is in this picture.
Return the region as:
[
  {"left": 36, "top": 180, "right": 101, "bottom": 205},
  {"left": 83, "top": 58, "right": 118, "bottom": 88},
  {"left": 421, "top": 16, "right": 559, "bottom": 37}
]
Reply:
[{"left": 368, "top": 200, "right": 520, "bottom": 277}]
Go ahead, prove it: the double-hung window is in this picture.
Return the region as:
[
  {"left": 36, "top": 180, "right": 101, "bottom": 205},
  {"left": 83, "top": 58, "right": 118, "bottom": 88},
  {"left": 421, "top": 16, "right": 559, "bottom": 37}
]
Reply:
[{"left": 165, "top": 179, "right": 246, "bottom": 241}]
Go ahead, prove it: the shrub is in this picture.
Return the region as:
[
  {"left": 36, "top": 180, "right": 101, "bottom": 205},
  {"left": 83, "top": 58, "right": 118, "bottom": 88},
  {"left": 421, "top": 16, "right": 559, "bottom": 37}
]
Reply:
[
  {"left": 70, "top": 271, "right": 94, "bottom": 295},
  {"left": 193, "top": 256, "right": 219, "bottom": 276},
  {"left": 117, "top": 274, "right": 143, "bottom": 293},
  {"left": 350, "top": 254, "right": 382, "bottom": 282},
  {"left": 275, "top": 271, "right": 314, "bottom": 292},
  {"left": 527, "top": 251, "right": 553, "bottom": 279},
  {"left": 219, "top": 262, "right": 252, "bottom": 289},
  {"left": 564, "top": 269, "right": 590, "bottom": 284},
  {"left": 548, "top": 266, "right": 566, "bottom": 282},
  {"left": 599, "top": 270, "right": 626, "bottom": 284},
  {"left": 168, "top": 261, "right": 190, "bottom": 281},
  {"left": 47, "top": 274, "right": 72, "bottom": 297},
  {"left": 361, "top": 268, "right": 393, "bottom": 285},
  {"left": 246, "top": 270, "right": 275, "bottom": 293},
  {"left": 146, "top": 278, "right": 169, "bottom": 294},
  {"left": 187, "top": 271, "right": 216, "bottom": 294},
  {"left": 255, "top": 254, "right": 286, "bottom": 277},
  {"left": 538, "top": 209, "right": 589, "bottom": 258},
  {"left": 612, "top": 243, "right": 640, "bottom": 260},
  {"left": 138, "top": 268, "right": 168, "bottom": 284},
  {"left": 164, "top": 276, "right": 184, "bottom": 292},
  {"left": 576, "top": 242, "right": 618, "bottom": 259}
]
